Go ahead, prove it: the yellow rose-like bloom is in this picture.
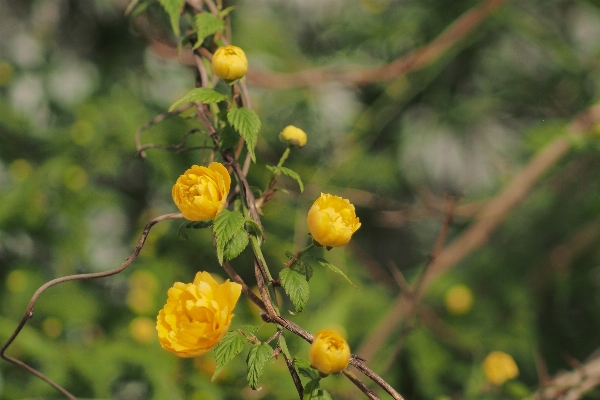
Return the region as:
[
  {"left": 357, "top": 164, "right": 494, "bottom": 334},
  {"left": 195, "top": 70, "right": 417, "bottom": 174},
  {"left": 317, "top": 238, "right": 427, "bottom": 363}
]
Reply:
[
  {"left": 279, "top": 125, "right": 307, "bottom": 147},
  {"left": 483, "top": 351, "right": 519, "bottom": 385},
  {"left": 211, "top": 45, "right": 248, "bottom": 81},
  {"left": 156, "top": 271, "right": 242, "bottom": 357},
  {"left": 309, "top": 329, "right": 351, "bottom": 375},
  {"left": 307, "top": 193, "right": 361, "bottom": 247},
  {"left": 444, "top": 284, "right": 474, "bottom": 315},
  {"left": 172, "top": 162, "right": 231, "bottom": 221}
]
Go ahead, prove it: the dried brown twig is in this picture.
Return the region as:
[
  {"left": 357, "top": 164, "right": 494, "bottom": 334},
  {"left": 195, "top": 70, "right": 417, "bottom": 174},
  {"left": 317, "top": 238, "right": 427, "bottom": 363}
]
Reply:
[{"left": 0, "top": 213, "right": 183, "bottom": 399}]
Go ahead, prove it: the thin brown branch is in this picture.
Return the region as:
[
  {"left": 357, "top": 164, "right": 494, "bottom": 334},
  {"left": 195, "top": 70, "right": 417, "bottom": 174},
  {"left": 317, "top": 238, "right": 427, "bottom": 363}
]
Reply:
[
  {"left": 534, "top": 355, "right": 600, "bottom": 400},
  {"left": 135, "top": 106, "right": 192, "bottom": 158},
  {"left": 343, "top": 369, "right": 380, "bottom": 400},
  {"left": 358, "top": 102, "right": 600, "bottom": 364},
  {"left": 245, "top": 0, "right": 508, "bottom": 88},
  {"left": 283, "top": 351, "right": 304, "bottom": 399},
  {"left": 0, "top": 212, "right": 183, "bottom": 399}
]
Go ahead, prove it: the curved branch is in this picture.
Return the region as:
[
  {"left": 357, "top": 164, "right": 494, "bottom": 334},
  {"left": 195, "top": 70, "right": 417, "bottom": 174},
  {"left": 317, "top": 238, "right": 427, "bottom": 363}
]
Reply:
[{"left": 0, "top": 212, "right": 183, "bottom": 398}]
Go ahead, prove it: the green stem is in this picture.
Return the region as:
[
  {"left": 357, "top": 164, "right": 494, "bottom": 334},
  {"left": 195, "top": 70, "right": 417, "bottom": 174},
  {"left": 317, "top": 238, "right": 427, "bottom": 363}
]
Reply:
[
  {"left": 277, "top": 146, "right": 291, "bottom": 167},
  {"left": 287, "top": 243, "right": 315, "bottom": 270}
]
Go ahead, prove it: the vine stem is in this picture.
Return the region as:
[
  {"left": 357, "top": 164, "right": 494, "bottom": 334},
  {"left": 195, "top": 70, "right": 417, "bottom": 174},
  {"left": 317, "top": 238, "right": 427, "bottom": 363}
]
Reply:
[{"left": 0, "top": 212, "right": 183, "bottom": 399}]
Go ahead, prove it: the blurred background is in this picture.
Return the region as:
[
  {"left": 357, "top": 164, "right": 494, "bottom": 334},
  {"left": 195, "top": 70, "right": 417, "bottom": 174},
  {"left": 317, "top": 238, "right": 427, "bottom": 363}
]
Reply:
[{"left": 1, "top": 0, "right": 600, "bottom": 399}]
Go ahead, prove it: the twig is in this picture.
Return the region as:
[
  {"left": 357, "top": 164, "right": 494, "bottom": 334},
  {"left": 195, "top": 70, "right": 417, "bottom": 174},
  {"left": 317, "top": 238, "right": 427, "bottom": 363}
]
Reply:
[
  {"left": 359, "top": 102, "right": 600, "bottom": 363},
  {"left": 136, "top": 129, "right": 213, "bottom": 157},
  {"left": 533, "top": 355, "right": 600, "bottom": 400},
  {"left": 283, "top": 351, "right": 304, "bottom": 399},
  {"left": 135, "top": 107, "right": 191, "bottom": 158},
  {"left": 342, "top": 369, "right": 380, "bottom": 400},
  {"left": 0, "top": 212, "right": 183, "bottom": 398}
]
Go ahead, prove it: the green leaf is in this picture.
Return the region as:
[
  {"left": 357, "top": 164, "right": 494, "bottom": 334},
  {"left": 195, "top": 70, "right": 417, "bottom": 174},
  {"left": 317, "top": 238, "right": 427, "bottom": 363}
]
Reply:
[
  {"left": 266, "top": 165, "right": 304, "bottom": 192},
  {"left": 245, "top": 219, "right": 264, "bottom": 238},
  {"left": 193, "top": 13, "right": 225, "bottom": 48},
  {"left": 294, "top": 358, "right": 320, "bottom": 380},
  {"left": 303, "top": 379, "right": 320, "bottom": 400},
  {"left": 227, "top": 107, "right": 260, "bottom": 162},
  {"left": 186, "top": 220, "right": 213, "bottom": 229},
  {"left": 219, "top": 125, "right": 239, "bottom": 151},
  {"left": 296, "top": 259, "right": 314, "bottom": 282},
  {"left": 219, "top": 5, "right": 236, "bottom": 17},
  {"left": 238, "top": 325, "right": 260, "bottom": 335},
  {"left": 308, "top": 256, "right": 357, "bottom": 289},
  {"left": 311, "top": 389, "right": 333, "bottom": 400},
  {"left": 223, "top": 229, "right": 249, "bottom": 261},
  {"left": 158, "top": 0, "right": 185, "bottom": 37},
  {"left": 246, "top": 343, "right": 274, "bottom": 390},
  {"left": 279, "top": 268, "right": 309, "bottom": 313},
  {"left": 169, "top": 88, "right": 229, "bottom": 111},
  {"left": 214, "top": 210, "right": 246, "bottom": 264},
  {"left": 212, "top": 331, "right": 247, "bottom": 381}
]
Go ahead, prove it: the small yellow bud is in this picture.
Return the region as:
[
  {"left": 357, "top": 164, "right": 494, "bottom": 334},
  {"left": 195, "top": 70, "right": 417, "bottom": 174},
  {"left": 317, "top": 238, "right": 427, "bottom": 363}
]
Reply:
[
  {"left": 309, "top": 329, "right": 350, "bottom": 375},
  {"left": 444, "top": 284, "right": 474, "bottom": 315},
  {"left": 307, "top": 193, "right": 361, "bottom": 247},
  {"left": 211, "top": 45, "right": 248, "bottom": 81},
  {"left": 483, "top": 351, "right": 519, "bottom": 385},
  {"left": 279, "top": 125, "right": 307, "bottom": 147}
]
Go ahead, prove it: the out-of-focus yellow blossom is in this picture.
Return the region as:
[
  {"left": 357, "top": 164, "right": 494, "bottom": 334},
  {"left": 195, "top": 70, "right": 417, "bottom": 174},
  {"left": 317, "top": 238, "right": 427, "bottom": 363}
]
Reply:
[
  {"left": 42, "top": 317, "right": 63, "bottom": 339},
  {"left": 307, "top": 193, "right": 361, "bottom": 247},
  {"left": 279, "top": 125, "right": 307, "bottom": 147},
  {"left": 130, "top": 317, "right": 156, "bottom": 344},
  {"left": 6, "top": 269, "right": 28, "bottom": 293},
  {"left": 156, "top": 271, "right": 242, "bottom": 357},
  {"left": 483, "top": 351, "right": 519, "bottom": 385},
  {"left": 172, "top": 162, "right": 231, "bottom": 221},
  {"left": 309, "top": 329, "right": 351, "bottom": 375},
  {"left": 211, "top": 45, "right": 248, "bottom": 81},
  {"left": 444, "top": 284, "right": 474, "bottom": 315}
]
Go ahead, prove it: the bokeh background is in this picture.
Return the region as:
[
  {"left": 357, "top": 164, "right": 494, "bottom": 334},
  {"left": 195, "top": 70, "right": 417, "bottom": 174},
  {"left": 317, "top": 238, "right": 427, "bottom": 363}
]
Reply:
[{"left": 2, "top": 0, "right": 600, "bottom": 399}]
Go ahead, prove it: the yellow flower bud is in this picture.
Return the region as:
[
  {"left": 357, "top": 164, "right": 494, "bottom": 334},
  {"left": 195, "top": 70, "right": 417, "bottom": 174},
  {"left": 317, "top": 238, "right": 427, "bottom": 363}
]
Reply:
[
  {"left": 483, "top": 351, "right": 519, "bottom": 385},
  {"left": 211, "top": 45, "right": 248, "bottom": 81},
  {"left": 307, "top": 193, "right": 361, "bottom": 247},
  {"left": 279, "top": 125, "right": 307, "bottom": 147},
  {"left": 172, "top": 162, "right": 231, "bottom": 221},
  {"left": 309, "top": 329, "right": 351, "bottom": 375},
  {"left": 444, "top": 284, "right": 474, "bottom": 315},
  {"left": 156, "top": 271, "right": 242, "bottom": 357}
]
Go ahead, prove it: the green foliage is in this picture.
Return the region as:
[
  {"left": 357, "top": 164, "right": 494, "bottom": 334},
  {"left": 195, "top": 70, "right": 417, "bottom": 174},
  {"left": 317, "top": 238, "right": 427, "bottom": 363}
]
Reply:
[
  {"left": 168, "top": 88, "right": 229, "bottom": 111},
  {"left": 294, "top": 358, "right": 320, "bottom": 380},
  {"left": 227, "top": 107, "right": 261, "bottom": 162},
  {"left": 307, "top": 256, "right": 357, "bottom": 289},
  {"left": 193, "top": 13, "right": 225, "bottom": 48},
  {"left": 280, "top": 268, "right": 310, "bottom": 313},
  {"left": 246, "top": 343, "right": 274, "bottom": 390},
  {"left": 158, "top": 0, "right": 185, "bottom": 37},
  {"left": 266, "top": 165, "right": 304, "bottom": 192},
  {"left": 213, "top": 209, "right": 247, "bottom": 264},
  {"left": 219, "top": 124, "right": 240, "bottom": 151},
  {"left": 302, "top": 379, "right": 332, "bottom": 400},
  {"left": 212, "top": 331, "right": 248, "bottom": 381}
]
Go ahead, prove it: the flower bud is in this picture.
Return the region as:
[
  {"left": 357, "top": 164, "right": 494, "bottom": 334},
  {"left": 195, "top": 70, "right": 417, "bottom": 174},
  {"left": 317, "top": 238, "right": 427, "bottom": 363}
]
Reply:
[
  {"left": 279, "top": 125, "right": 307, "bottom": 147},
  {"left": 444, "top": 284, "right": 473, "bottom": 315},
  {"left": 172, "top": 162, "right": 231, "bottom": 221},
  {"left": 156, "top": 271, "right": 242, "bottom": 357},
  {"left": 211, "top": 45, "right": 248, "bottom": 81},
  {"left": 307, "top": 193, "right": 361, "bottom": 247},
  {"left": 309, "top": 329, "right": 350, "bottom": 375},
  {"left": 483, "top": 351, "right": 519, "bottom": 385}
]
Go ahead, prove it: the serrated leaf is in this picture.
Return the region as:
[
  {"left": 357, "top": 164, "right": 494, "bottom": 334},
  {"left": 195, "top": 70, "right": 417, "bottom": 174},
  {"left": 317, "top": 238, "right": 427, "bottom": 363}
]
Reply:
[
  {"left": 223, "top": 229, "right": 249, "bottom": 261},
  {"left": 214, "top": 210, "right": 246, "bottom": 264},
  {"left": 227, "top": 107, "right": 260, "bottom": 162},
  {"left": 219, "top": 5, "right": 236, "bottom": 17},
  {"left": 280, "top": 268, "right": 309, "bottom": 313},
  {"left": 219, "top": 125, "right": 240, "bottom": 151},
  {"left": 186, "top": 220, "right": 213, "bottom": 229},
  {"left": 294, "top": 358, "right": 320, "bottom": 380},
  {"left": 169, "top": 88, "right": 229, "bottom": 111},
  {"left": 308, "top": 256, "right": 357, "bottom": 289},
  {"left": 246, "top": 343, "right": 274, "bottom": 390},
  {"left": 193, "top": 13, "right": 225, "bottom": 48},
  {"left": 285, "top": 251, "right": 295, "bottom": 260},
  {"left": 212, "top": 331, "right": 247, "bottom": 381},
  {"left": 311, "top": 389, "right": 333, "bottom": 400},
  {"left": 238, "top": 325, "right": 260, "bottom": 335},
  {"left": 296, "top": 259, "right": 314, "bottom": 282},
  {"left": 158, "top": 0, "right": 185, "bottom": 37},
  {"left": 266, "top": 165, "right": 304, "bottom": 192},
  {"left": 303, "top": 379, "right": 321, "bottom": 400}
]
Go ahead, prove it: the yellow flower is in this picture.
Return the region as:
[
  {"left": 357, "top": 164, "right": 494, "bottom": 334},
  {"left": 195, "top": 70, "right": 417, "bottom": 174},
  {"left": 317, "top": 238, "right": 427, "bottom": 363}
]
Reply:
[
  {"left": 483, "top": 351, "right": 519, "bottom": 385},
  {"left": 172, "top": 162, "right": 231, "bottom": 221},
  {"left": 307, "top": 193, "right": 361, "bottom": 247},
  {"left": 156, "top": 271, "right": 242, "bottom": 357},
  {"left": 309, "top": 329, "right": 351, "bottom": 375},
  {"left": 211, "top": 45, "right": 248, "bottom": 81},
  {"left": 444, "top": 284, "right": 474, "bottom": 315},
  {"left": 279, "top": 125, "right": 307, "bottom": 147}
]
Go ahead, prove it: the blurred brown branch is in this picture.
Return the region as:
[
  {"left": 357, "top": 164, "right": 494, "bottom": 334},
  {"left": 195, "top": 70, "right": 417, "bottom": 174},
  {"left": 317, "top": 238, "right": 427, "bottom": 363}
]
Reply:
[
  {"left": 534, "top": 354, "right": 600, "bottom": 400},
  {"left": 358, "top": 102, "right": 600, "bottom": 363}
]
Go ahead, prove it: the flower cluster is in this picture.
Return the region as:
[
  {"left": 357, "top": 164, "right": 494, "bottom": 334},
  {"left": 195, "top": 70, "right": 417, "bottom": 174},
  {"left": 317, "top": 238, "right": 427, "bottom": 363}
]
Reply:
[{"left": 156, "top": 271, "right": 242, "bottom": 357}]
